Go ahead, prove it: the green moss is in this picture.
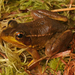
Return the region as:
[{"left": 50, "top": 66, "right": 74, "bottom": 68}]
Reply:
[
  {"left": 48, "top": 58, "right": 65, "bottom": 74},
  {"left": 1, "top": 67, "right": 28, "bottom": 75}
]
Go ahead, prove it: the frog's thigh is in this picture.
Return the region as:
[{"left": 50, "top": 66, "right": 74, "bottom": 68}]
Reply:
[
  {"left": 31, "top": 10, "right": 45, "bottom": 20},
  {"left": 31, "top": 10, "right": 68, "bottom": 21},
  {"left": 45, "top": 30, "right": 73, "bottom": 57},
  {"left": 36, "top": 10, "right": 68, "bottom": 22}
]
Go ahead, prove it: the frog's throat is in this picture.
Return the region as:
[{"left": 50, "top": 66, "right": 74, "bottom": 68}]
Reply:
[{"left": 1, "top": 36, "right": 28, "bottom": 48}]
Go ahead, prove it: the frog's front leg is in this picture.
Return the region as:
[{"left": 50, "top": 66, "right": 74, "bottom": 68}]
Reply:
[
  {"left": 31, "top": 9, "right": 68, "bottom": 22},
  {"left": 45, "top": 30, "right": 73, "bottom": 57},
  {"left": 26, "top": 48, "right": 41, "bottom": 69},
  {"left": 26, "top": 48, "right": 42, "bottom": 73}
]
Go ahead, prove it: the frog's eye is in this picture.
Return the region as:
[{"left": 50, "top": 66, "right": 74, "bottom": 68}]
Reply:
[
  {"left": 8, "top": 20, "right": 18, "bottom": 28},
  {"left": 15, "top": 31, "right": 25, "bottom": 40}
]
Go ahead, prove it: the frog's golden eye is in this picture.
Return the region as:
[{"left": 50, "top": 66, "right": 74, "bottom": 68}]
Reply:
[
  {"left": 8, "top": 20, "right": 18, "bottom": 28},
  {"left": 15, "top": 31, "right": 24, "bottom": 40}
]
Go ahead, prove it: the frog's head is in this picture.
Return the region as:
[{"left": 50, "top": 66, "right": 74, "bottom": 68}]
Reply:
[{"left": 1, "top": 20, "right": 32, "bottom": 48}]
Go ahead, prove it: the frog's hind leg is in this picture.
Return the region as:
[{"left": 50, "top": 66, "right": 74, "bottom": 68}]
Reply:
[
  {"left": 31, "top": 10, "right": 46, "bottom": 20},
  {"left": 31, "top": 9, "right": 68, "bottom": 22},
  {"left": 45, "top": 30, "right": 73, "bottom": 57}
]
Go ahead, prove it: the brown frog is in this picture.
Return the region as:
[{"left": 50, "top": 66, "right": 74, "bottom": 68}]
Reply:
[{"left": 1, "top": 10, "right": 73, "bottom": 69}]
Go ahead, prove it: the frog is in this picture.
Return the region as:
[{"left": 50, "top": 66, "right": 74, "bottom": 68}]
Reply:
[{"left": 1, "top": 9, "right": 73, "bottom": 70}]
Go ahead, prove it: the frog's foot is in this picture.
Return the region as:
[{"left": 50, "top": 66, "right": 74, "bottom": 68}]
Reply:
[{"left": 31, "top": 9, "right": 68, "bottom": 22}]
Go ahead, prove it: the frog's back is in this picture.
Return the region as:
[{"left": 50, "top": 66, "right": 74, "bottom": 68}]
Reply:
[{"left": 18, "top": 17, "right": 67, "bottom": 49}]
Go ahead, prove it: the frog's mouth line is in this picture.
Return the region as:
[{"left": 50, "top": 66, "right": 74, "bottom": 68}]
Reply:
[{"left": 1, "top": 36, "right": 28, "bottom": 48}]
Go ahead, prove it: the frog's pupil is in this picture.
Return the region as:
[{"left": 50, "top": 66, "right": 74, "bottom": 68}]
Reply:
[{"left": 17, "top": 34, "right": 23, "bottom": 38}]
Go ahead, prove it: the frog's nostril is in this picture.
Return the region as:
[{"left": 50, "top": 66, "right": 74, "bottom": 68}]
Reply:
[{"left": 2, "top": 26, "right": 6, "bottom": 29}]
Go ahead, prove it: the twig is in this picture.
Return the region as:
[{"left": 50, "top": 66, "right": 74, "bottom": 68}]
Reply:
[
  {"left": 66, "top": 5, "right": 75, "bottom": 6},
  {"left": 51, "top": 8, "right": 75, "bottom": 12},
  {"left": 70, "top": 0, "right": 74, "bottom": 5}
]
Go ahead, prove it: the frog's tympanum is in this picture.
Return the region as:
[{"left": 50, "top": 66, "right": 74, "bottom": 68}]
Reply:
[{"left": 1, "top": 10, "right": 73, "bottom": 70}]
